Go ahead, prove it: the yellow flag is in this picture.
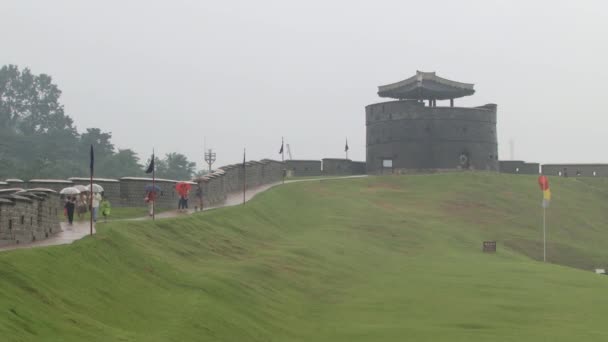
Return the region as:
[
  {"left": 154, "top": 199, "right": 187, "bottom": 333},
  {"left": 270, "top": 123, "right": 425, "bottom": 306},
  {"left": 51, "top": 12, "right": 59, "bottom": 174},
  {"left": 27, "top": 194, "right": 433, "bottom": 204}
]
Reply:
[{"left": 543, "top": 189, "right": 551, "bottom": 201}]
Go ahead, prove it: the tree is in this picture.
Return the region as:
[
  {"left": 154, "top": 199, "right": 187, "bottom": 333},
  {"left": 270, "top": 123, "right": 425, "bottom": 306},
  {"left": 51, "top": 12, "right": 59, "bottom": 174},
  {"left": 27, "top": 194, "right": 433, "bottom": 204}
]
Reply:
[
  {"left": 0, "top": 65, "right": 81, "bottom": 179},
  {"left": 0, "top": 64, "right": 167, "bottom": 180},
  {"left": 0, "top": 65, "right": 75, "bottom": 134},
  {"left": 102, "top": 149, "right": 144, "bottom": 178},
  {"left": 80, "top": 128, "right": 115, "bottom": 158},
  {"left": 153, "top": 153, "right": 196, "bottom": 180}
]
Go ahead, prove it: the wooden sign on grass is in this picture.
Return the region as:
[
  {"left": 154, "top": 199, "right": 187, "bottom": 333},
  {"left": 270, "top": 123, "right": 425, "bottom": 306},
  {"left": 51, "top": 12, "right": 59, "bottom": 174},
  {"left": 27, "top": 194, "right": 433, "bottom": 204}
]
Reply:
[{"left": 483, "top": 241, "right": 496, "bottom": 253}]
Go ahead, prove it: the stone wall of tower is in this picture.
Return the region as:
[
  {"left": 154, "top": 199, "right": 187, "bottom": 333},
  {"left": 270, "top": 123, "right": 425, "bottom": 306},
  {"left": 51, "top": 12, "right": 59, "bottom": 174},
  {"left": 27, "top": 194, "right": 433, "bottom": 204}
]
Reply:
[{"left": 366, "top": 100, "right": 498, "bottom": 174}]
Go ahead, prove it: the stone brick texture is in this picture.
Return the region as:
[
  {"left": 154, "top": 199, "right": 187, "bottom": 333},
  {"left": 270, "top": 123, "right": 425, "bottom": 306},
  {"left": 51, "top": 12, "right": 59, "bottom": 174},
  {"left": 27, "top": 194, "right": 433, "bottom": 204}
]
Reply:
[
  {"left": 366, "top": 100, "right": 498, "bottom": 173},
  {"left": 541, "top": 164, "right": 608, "bottom": 177},
  {"left": 498, "top": 161, "right": 540, "bottom": 175},
  {"left": 0, "top": 156, "right": 368, "bottom": 246},
  {"left": 0, "top": 191, "right": 61, "bottom": 246},
  {"left": 286, "top": 160, "right": 322, "bottom": 177}
]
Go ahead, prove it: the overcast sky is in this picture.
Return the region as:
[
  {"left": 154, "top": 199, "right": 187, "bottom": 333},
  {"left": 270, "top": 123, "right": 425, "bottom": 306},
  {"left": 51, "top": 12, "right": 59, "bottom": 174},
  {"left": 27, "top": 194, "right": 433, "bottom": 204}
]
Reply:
[{"left": 2, "top": 0, "right": 607, "bottom": 168}]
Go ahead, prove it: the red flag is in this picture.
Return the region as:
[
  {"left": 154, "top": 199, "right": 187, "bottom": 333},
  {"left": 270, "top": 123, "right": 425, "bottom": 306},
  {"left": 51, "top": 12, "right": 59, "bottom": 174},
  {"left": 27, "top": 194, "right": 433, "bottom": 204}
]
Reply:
[{"left": 538, "top": 175, "right": 549, "bottom": 191}]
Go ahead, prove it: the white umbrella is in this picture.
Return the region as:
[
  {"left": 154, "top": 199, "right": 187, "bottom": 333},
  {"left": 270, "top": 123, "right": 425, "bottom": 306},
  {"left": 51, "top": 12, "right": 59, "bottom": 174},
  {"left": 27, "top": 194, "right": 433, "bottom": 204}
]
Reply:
[
  {"left": 27, "top": 188, "right": 57, "bottom": 193},
  {"left": 60, "top": 187, "right": 81, "bottom": 195},
  {"left": 92, "top": 184, "right": 104, "bottom": 193},
  {"left": 74, "top": 185, "right": 89, "bottom": 192}
]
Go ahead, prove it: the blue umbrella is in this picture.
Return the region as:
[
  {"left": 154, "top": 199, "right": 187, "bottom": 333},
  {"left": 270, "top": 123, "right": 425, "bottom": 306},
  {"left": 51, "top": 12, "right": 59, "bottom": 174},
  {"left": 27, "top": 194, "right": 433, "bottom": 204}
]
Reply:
[{"left": 144, "top": 184, "right": 161, "bottom": 193}]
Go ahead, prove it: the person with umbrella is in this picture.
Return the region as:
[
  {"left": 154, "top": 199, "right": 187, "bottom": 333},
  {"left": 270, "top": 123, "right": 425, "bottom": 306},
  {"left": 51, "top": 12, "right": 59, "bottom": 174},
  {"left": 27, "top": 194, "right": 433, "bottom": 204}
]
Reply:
[
  {"left": 76, "top": 187, "right": 89, "bottom": 220},
  {"left": 144, "top": 184, "right": 160, "bottom": 216},
  {"left": 91, "top": 192, "right": 102, "bottom": 223},
  {"left": 60, "top": 187, "right": 80, "bottom": 225},
  {"left": 64, "top": 197, "right": 76, "bottom": 225},
  {"left": 176, "top": 182, "right": 191, "bottom": 212}
]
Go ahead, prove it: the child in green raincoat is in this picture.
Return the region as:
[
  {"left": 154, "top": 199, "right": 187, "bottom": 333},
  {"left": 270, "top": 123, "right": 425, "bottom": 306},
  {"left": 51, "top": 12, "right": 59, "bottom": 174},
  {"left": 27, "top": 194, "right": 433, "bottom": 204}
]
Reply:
[{"left": 100, "top": 197, "right": 111, "bottom": 222}]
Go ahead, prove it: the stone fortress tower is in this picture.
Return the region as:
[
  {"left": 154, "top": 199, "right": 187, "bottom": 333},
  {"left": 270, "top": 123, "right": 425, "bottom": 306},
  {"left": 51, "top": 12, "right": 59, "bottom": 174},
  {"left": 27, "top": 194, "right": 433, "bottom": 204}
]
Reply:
[{"left": 366, "top": 71, "right": 498, "bottom": 173}]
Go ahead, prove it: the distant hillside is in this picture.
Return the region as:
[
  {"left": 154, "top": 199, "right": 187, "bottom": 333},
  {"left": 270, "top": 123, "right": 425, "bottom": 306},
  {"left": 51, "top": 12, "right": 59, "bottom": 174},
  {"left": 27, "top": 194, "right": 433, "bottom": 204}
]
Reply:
[{"left": 1, "top": 173, "right": 608, "bottom": 341}]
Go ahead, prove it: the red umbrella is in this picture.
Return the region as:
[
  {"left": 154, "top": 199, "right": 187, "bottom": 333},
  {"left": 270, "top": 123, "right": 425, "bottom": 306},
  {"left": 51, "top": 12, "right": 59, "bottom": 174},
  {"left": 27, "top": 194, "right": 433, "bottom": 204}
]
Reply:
[{"left": 175, "top": 182, "right": 192, "bottom": 196}]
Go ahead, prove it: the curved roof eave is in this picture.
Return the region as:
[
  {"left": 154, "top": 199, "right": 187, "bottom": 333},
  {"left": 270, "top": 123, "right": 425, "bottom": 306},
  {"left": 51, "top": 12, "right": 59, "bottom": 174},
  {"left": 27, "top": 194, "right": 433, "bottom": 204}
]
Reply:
[{"left": 377, "top": 71, "right": 475, "bottom": 100}]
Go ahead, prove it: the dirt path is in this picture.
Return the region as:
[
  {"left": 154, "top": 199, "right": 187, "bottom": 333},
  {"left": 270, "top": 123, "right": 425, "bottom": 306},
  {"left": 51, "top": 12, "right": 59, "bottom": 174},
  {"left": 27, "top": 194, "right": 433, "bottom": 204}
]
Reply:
[{"left": 0, "top": 175, "right": 366, "bottom": 252}]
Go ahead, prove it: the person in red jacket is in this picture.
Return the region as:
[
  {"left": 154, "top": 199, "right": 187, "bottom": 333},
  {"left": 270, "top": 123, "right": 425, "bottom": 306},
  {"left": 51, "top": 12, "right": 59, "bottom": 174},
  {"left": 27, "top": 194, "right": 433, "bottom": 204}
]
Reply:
[{"left": 144, "top": 191, "right": 157, "bottom": 216}]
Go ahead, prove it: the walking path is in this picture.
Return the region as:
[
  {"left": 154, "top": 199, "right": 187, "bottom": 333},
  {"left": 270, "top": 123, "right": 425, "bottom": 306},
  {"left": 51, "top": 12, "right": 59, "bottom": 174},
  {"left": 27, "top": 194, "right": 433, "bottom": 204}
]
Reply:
[{"left": 0, "top": 175, "right": 366, "bottom": 252}]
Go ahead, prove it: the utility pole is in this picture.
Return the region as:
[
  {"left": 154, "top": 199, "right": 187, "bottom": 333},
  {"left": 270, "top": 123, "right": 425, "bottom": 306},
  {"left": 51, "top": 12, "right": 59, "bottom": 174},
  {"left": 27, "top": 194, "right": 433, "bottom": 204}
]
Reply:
[{"left": 204, "top": 149, "right": 216, "bottom": 173}]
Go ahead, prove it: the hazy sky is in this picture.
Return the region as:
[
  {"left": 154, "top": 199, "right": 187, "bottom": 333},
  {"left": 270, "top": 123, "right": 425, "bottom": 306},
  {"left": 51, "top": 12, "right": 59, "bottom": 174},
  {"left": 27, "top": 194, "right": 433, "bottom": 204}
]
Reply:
[{"left": 2, "top": 0, "right": 607, "bottom": 168}]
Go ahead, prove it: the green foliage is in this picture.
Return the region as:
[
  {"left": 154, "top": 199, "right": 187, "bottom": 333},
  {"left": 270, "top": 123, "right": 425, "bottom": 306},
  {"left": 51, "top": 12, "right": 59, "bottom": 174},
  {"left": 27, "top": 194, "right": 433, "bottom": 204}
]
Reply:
[
  {"left": 0, "top": 65, "right": 73, "bottom": 134},
  {"left": 2, "top": 174, "right": 608, "bottom": 341},
  {"left": 100, "top": 149, "right": 145, "bottom": 178},
  {"left": 0, "top": 65, "right": 193, "bottom": 180},
  {"left": 79, "top": 128, "right": 114, "bottom": 159},
  {"left": 158, "top": 152, "right": 196, "bottom": 180},
  {"left": 144, "top": 152, "right": 196, "bottom": 180}
]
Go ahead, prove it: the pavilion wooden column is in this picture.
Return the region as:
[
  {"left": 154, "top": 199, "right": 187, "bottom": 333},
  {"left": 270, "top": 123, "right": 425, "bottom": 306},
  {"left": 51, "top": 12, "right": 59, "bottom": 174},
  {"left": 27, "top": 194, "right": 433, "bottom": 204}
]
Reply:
[{"left": 450, "top": 98, "right": 454, "bottom": 107}]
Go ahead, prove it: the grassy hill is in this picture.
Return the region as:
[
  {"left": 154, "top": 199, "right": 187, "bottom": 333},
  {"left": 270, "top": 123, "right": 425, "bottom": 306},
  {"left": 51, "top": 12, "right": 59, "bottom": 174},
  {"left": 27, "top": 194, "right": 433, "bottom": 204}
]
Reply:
[{"left": 1, "top": 173, "right": 608, "bottom": 341}]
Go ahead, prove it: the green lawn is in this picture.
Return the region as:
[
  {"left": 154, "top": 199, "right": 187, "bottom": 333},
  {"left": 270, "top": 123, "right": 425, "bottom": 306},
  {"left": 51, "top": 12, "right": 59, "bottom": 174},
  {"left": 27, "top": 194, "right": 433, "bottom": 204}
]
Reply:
[{"left": 2, "top": 173, "right": 608, "bottom": 341}]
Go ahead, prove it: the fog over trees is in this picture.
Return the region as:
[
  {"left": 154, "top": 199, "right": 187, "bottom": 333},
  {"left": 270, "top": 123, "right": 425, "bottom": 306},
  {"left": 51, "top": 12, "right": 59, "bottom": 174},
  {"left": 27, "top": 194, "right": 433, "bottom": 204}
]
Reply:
[{"left": 0, "top": 64, "right": 196, "bottom": 180}]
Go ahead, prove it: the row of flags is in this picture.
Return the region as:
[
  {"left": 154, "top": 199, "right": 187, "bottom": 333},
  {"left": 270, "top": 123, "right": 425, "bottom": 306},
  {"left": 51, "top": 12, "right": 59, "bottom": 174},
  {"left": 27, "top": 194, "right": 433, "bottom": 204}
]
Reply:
[
  {"left": 89, "top": 136, "right": 353, "bottom": 213},
  {"left": 122, "top": 137, "right": 353, "bottom": 176}
]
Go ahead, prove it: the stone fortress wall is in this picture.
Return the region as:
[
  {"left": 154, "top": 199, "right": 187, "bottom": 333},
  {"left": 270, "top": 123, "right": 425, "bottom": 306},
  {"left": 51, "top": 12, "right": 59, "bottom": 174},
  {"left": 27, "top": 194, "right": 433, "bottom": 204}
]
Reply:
[
  {"left": 498, "top": 161, "right": 608, "bottom": 177},
  {"left": 286, "top": 160, "right": 322, "bottom": 177},
  {"left": 498, "top": 161, "right": 540, "bottom": 175},
  {"left": 0, "top": 189, "right": 61, "bottom": 246},
  {"left": 0, "top": 158, "right": 286, "bottom": 247},
  {"left": 286, "top": 159, "right": 366, "bottom": 177},
  {"left": 3, "top": 152, "right": 607, "bottom": 248},
  {"left": 540, "top": 164, "right": 608, "bottom": 177},
  {"left": 0, "top": 155, "right": 368, "bottom": 246},
  {"left": 366, "top": 100, "right": 499, "bottom": 174}
]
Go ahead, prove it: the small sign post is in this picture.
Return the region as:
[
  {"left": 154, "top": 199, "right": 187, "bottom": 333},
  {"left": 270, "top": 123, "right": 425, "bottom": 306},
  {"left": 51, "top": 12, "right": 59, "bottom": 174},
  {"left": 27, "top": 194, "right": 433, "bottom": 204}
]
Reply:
[{"left": 483, "top": 241, "right": 497, "bottom": 253}]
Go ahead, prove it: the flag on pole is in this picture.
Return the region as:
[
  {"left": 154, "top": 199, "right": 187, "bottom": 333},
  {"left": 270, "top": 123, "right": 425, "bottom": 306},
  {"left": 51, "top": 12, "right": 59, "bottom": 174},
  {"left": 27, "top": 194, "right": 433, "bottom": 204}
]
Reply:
[
  {"left": 242, "top": 148, "right": 246, "bottom": 205},
  {"left": 345, "top": 138, "right": 349, "bottom": 152},
  {"left": 145, "top": 150, "right": 156, "bottom": 219},
  {"left": 145, "top": 153, "right": 155, "bottom": 174},
  {"left": 543, "top": 188, "right": 551, "bottom": 201},
  {"left": 279, "top": 138, "right": 284, "bottom": 154},
  {"left": 89, "top": 144, "right": 94, "bottom": 235},
  {"left": 89, "top": 145, "right": 94, "bottom": 173},
  {"left": 538, "top": 175, "right": 551, "bottom": 208}
]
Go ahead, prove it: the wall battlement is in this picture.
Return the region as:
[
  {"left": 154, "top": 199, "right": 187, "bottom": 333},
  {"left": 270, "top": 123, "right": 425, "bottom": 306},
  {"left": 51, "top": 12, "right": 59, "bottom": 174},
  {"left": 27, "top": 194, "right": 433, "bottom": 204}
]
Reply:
[
  {"left": 285, "top": 159, "right": 366, "bottom": 177},
  {"left": 0, "top": 158, "right": 286, "bottom": 247},
  {"left": 0, "top": 189, "right": 61, "bottom": 246},
  {"left": 498, "top": 161, "right": 608, "bottom": 177}
]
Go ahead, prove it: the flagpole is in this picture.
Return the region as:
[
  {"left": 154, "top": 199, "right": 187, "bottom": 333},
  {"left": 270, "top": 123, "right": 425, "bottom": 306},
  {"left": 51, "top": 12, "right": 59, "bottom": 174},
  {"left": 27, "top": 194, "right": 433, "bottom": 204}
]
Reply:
[
  {"left": 281, "top": 137, "right": 285, "bottom": 184},
  {"left": 543, "top": 206, "right": 546, "bottom": 262},
  {"left": 243, "top": 148, "right": 246, "bottom": 205},
  {"left": 89, "top": 145, "right": 94, "bottom": 236},
  {"left": 152, "top": 148, "right": 156, "bottom": 221},
  {"left": 345, "top": 137, "right": 349, "bottom": 160}
]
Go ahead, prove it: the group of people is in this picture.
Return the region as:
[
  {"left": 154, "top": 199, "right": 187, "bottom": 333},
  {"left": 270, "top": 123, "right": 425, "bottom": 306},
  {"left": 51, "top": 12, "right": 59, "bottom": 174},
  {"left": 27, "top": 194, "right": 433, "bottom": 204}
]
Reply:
[
  {"left": 143, "top": 185, "right": 203, "bottom": 216},
  {"left": 64, "top": 192, "right": 111, "bottom": 225}
]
